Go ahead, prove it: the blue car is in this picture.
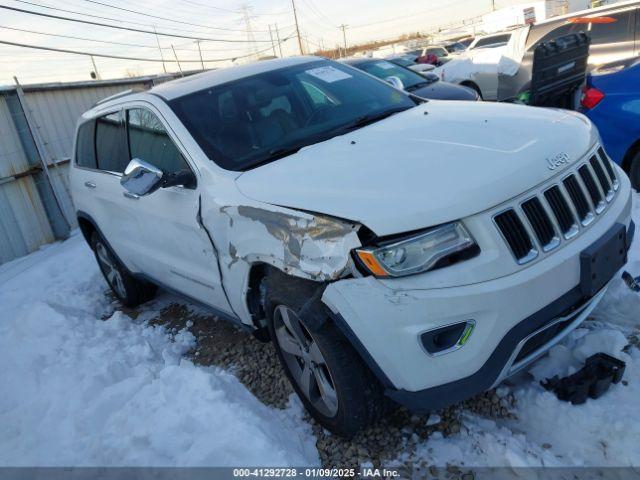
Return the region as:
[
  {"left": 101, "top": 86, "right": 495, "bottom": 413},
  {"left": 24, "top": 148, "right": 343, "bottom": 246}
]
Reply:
[{"left": 580, "top": 57, "right": 640, "bottom": 190}]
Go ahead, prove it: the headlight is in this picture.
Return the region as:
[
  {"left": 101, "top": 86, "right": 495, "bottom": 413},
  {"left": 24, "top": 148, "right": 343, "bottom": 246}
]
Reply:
[{"left": 354, "top": 222, "right": 477, "bottom": 278}]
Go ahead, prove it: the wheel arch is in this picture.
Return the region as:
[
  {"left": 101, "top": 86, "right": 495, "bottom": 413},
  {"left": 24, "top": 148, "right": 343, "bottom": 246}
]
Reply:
[
  {"left": 460, "top": 80, "right": 482, "bottom": 98},
  {"left": 76, "top": 211, "right": 98, "bottom": 249},
  {"left": 621, "top": 138, "right": 640, "bottom": 173}
]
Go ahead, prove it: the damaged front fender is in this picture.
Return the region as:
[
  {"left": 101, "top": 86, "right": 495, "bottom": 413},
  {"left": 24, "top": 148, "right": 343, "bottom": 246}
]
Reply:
[{"left": 201, "top": 195, "right": 362, "bottom": 324}]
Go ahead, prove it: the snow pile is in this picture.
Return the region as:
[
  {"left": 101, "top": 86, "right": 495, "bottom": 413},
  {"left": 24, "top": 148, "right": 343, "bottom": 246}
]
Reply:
[
  {"left": 0, "top": 235, "right": 319, "bottom": 466},
  {"left": 408, "top": 193, "right": 640, "bottom": 468}
]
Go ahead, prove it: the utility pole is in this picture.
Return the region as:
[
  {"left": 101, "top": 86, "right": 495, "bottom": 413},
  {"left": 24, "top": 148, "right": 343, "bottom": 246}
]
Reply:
[
  {"left": 339, "top": 24, "right": 348, "bottom": 57},
  {"left": 196, "top": 40, "right": 205, "bottom": 70},
  {"left": 275, "top": 23, "right": 283, "bottom": 57},
  {"left": 242, "top": 5, "right": 259, "bottom": 59},
  {"left": 268, "top": 24, "right": 277, "bottom": 57},
  {"left": 291, "top": 0, "right": 304, "bottom": 55},
  {"left": 153, "top": 25, "right": 167, "bottom": 74},
  {"left": 491, "top": 0, "right": 496, "bottom": 11},
  {"left": 171, "top": 45, "right": 183, "bottom": 76},
  {"left": 89, "top": 55, "right": 101, "bottom": 79}
]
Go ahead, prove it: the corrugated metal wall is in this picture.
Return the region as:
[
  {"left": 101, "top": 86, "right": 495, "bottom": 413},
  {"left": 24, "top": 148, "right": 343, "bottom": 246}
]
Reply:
[
  {"left": 24, "top": 83, "right": 151, "bottom": 230},
  {"left": 0, "top": 96, "right": 54, "bottom": 264},
  {"left": 0, "top": 75, "right": 177, "bottom": 265}
]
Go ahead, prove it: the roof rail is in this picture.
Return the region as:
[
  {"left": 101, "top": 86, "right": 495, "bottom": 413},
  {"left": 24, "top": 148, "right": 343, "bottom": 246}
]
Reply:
[{"left": 94, "top": 87, "right": 146, "bottom": 107}]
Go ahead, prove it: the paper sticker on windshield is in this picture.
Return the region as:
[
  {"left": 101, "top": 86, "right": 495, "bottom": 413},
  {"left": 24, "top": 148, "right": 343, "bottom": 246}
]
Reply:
[
  {"left": 305, "top": 66, "right": 352, "bottom": 83},
  {"left": 375, "top": 62, "right": 395, "bottom": 70}
]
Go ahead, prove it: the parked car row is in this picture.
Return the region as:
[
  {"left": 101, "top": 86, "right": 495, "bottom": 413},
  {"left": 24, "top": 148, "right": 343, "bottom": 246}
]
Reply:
[
  {"left": 385, "top": 54, "right": 435, "bottom": 74},
  {"left": 426, "top": 1, "right": 640, "bottom": 188},
  {"left": 435, "top": 0, "right": 639, "bottom": 102},
  {"left": 340, "top": 57, "right": 478, "bottom": 101}
]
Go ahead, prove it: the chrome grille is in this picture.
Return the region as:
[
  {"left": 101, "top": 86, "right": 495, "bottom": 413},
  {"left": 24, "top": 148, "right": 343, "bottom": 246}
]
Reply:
[{"left": 494, "top": 147, "right": 618, "bottom": 264}]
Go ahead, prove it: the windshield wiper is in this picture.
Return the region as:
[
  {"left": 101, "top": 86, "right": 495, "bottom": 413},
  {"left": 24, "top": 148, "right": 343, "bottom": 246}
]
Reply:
[
  {"left": 330, "top": 106, "right": 411, "bottom": 135},
  {"left": 405, "top": 82, "right": 429, "bottom": 92},
  {"left": 244, "top": 145, "right": 306, "bottom": 170}
]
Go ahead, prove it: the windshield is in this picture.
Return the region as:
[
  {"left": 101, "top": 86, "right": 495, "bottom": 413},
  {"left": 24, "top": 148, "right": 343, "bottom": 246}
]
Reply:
[
  {"left": 388, "top": 56, "right": 415, "bottom": 67},
  {"left": 356, "top": 60, "right": 428, "bottom": 90},
  {"left": 445, "top": 42, "right": 466, "bottom": 53},
  {"left": 168, "top": 60, "right": 415, "bottom": 171}
]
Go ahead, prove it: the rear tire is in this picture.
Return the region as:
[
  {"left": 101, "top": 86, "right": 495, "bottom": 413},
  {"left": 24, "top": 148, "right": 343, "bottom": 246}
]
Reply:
[
  {"left": 629, "top": 151, "right": 640, "bottom": 191},
  {"left": 263, "top": 269, "right": 391, "bottom": 437},
  {"left": 91, "top": 232, "right": 157, "bottom": 307}
]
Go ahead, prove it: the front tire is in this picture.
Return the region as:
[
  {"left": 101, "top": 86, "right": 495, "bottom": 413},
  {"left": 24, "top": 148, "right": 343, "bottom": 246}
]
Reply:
[
  {"left": 91, "top": 232, "right": 156, "bottom": 307},
  {"left": 264, "top": 270, "right": 390, "bottom": 436}
]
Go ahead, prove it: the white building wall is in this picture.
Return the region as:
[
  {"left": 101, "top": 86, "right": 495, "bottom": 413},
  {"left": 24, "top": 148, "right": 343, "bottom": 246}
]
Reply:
[{"left": 479, "top": 2, "right": 548, "bottom": 33}]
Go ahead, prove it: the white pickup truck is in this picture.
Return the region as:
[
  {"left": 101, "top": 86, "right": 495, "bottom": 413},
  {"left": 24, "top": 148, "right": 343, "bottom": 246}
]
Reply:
[{"left": 70, "top": 56, "right": 633, "bottom": 436}]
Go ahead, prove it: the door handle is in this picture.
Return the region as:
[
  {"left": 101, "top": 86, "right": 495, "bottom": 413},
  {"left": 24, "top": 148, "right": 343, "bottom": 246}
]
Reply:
[
  {"left": 84, "top": 181, "right": 96, "bottom": 189},
  {"left": 123, "top": 191, "right": 140, "bottom": 200}
]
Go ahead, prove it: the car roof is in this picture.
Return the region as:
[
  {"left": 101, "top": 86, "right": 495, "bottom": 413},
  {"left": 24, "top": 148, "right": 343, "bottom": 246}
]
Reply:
[
  {"left": 476, "top": 31, "right": 512, "bottom": 39},
  {"left": 149, "top": 55, "right": 322, "bottom": 101},
  {"left": 534, "top": 0, "right": 638, "bottom": 27},
  {"left": 339, "top": 57, "right": 376, "bottom": 65}
]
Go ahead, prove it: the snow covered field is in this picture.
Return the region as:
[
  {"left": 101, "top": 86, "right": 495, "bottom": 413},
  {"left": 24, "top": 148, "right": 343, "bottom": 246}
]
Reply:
[{"left": 0, "top": 194, "right": 638, "bottom": 469}]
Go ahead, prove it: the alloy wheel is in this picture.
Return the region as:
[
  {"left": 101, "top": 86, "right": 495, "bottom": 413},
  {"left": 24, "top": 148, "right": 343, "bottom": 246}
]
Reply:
[{"left": 273, "top": 305, "right": 338, "bottom": 417}]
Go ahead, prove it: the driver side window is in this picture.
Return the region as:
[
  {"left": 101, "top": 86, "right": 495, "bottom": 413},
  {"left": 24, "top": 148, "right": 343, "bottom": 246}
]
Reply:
[{"left": 126, "top": 108, "right": 190, "bottom": 176}]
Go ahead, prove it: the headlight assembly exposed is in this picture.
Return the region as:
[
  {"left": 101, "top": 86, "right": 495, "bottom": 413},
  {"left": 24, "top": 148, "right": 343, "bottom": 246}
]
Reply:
[{"left": 355, "top": 222, "right": 477, "bottom": 277}]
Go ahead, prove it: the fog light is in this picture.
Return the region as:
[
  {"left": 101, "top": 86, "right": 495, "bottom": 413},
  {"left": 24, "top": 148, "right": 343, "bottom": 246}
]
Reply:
[{"left": 420, "top": 320, "right": 475, "bottom": 356}]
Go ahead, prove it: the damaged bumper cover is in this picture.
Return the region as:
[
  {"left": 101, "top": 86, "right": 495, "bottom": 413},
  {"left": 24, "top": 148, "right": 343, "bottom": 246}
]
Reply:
[{"left": 322, "top": 195, "right": 633, "bottom": 412}]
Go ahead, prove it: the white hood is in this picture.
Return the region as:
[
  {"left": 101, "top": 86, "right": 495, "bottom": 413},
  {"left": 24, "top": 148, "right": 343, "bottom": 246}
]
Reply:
[{"left": 236, "top": 101, "right": 598, "bottom": 236}]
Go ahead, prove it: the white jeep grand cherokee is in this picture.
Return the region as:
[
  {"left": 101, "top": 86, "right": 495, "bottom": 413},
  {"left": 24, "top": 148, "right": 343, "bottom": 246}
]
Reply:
[{"left": 71, "top": 57, "right": 634, "bottom": 436}]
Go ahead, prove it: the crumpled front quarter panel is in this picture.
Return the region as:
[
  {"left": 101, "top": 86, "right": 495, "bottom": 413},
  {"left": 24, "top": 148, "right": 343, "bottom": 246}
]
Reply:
[{"left": 200, "top": 182, "right": 361, "bottom": 324}]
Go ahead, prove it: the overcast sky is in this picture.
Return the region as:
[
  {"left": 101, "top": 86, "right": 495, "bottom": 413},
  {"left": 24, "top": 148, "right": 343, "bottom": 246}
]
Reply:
[{"left": 0, "top": 0, "right": 533, "bottom": 85}]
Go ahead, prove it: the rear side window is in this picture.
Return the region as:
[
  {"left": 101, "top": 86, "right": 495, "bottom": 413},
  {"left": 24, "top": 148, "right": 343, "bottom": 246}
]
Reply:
[
  {"left": 584, "top": 10, "right": 634, "bottom": 45},
  {"left": 95, "top": 111, "right": 129, "bottom": 173},
  {"left": 530, "top": 10, "right": 635, "bottom": 50},
  {"left": 127, "top": 108, "right": 189, "bottom": 175},
  {"left": 474, "top": 34, "right": 510, "bottom": 48},
  {"left": 75, "top": 121, "right": 96, "bottom": 169}
]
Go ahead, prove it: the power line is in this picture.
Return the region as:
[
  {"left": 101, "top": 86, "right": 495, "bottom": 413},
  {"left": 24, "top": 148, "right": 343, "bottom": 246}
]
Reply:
[
  {"left": 75, "top": 0, "right": 273, "bottom": 33},
  {"left": 300, "top": 0, "right": 336, "bottom": 28},
  {"left": 0, "top": 24, "right": 158, "bottom": 49},
  {"left": 0, "top": 24, "right": 280, "bottom": 53},
  {"left": 11, "top": 0, "right": 230, "bottom": 35},
  {"left": 348, "top": 0, "right": 471, "bottom": 29},
  {"left": 177, "top": 0, "right": 291, "bottom": 16},
  {"left": 12, "top": 0, "right": 273, "bottom": 38},
  {"left": 0, "top": 36, "right": 293, "bottom": 63},
  {"left": 0, "top": 4, "right": 274, "bottom": 43}
]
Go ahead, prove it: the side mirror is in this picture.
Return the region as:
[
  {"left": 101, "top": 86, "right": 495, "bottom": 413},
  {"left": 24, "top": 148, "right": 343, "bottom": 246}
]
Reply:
[
  {"left": 120, "top": 158, "right": 163, "bottom": 196},
  {"left": 385, "top": 76, "right": 404, "bottom": 90}
]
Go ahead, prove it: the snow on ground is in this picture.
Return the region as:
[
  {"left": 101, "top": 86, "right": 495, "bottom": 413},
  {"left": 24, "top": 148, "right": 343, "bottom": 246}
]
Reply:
[
  {"left": 0, "top": 235, "right": 319, "bottom": 466},
  {"left": 0, "top": 193, "right": 638, "bottom": 468},
  {"left": 406, "top": 192, "right": 640, "bottom": 468}
]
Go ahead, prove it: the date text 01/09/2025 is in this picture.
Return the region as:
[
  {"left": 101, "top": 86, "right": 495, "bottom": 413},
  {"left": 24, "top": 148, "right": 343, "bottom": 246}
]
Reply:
[{"left": 232, "top": 468, "right": 401, "bottom": 478}]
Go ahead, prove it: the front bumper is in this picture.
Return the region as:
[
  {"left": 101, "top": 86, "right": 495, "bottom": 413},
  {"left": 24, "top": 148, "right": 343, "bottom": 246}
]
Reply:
[{"left": 322, "top": 172, "right": 633, "bottom": 411}]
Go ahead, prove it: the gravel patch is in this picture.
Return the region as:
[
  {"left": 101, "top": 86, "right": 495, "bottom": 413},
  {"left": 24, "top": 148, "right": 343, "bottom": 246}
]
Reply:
[{"left": 129, "top": 299, "right": 517, "bottom": 469}]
